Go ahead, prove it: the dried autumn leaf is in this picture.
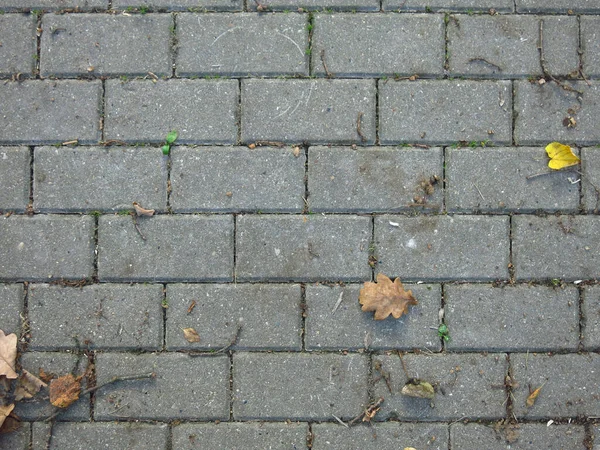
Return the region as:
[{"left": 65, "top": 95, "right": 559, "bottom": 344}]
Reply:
[
  {"left": 0, "top": 329, "right": 18, "bottom": 379},
  {"left": 14, "top": 370, "right": 47, "bottom": 401},
  {"left": 545, "top": 142, "right": 580, "bottom": 170},
  {"left": 38, "top": 368, "right": 55, "bottom": 384},
  {"left": 359, "top": 274, "right": 418, "bottom": 320},
  {"left": 0, "top": 404, "right": 14, "bottom": 429},
  {"left": 133, "top": 202, "right": 155, "bottom": 216},
  {"left": 49, "top": 374, "right": 81, "bottom": 408},
  {"left": 401, "top": 379, "right": 435, "bottom": 399},
  {"left": 526, "top": 382, "right": 546, "bottom": 407},
  {"left": 183, "top": 327, "right": 200, "bottom": 343},
  {"left": 0, "top": 413, "right": 21, "bottom": 434}
]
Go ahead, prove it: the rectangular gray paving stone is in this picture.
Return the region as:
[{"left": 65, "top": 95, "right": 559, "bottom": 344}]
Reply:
[
  {"left": 248, "top": 0, "right": 379, "bottom": 11},
  {"left": 384, "top": 0, "right": 514, "bottom": 11},
  {"left": 305, "top": 283, "right": 442, "bottom": 351},
  {"left": 373, "top": 353, "right": 507, "bottom": 420},
  {"left": 0, "top": 284, "right": 23, "bottom": 335},
  {"left": 595, "top": 426, "right": 600, "bottom": 449},
  {"left": 104, "top": 79, "right": 237, "bottom": 144},
  {"left": 28, "top": 283, "right": 163, "bottom": 350},
  {"left": 583, "top": 285, "right": 600, "bottom": 350},
  {"left": 0, "top": 422, "right": 29, "bottom": 450},
  {"left": 511, "top": 353, "right": 600, "bottom": 418},
  {"left": 450, "top": 423, "right": 587, "bottom": 449},
  {"left": 379, "top": 80, "right": 512, "bottom": 145},
  {"left": 16, "top": 352, "right": 90, "bottom": 421},
  {"left": 516, "top": 0, "right": 600, "bottom": 13},
  {"left": 236, "top": 214, "right": 371, "bottom": 281},
  {"left": 312, "top": 14, "right": 444, "bottom": 77},
  {"left": 172, "top": 422, "right": 309, "bottom": 449},
  {"left": 165, "top": 283, "right": 302, "bottom": 350},
  {"left": 170, "top": 146, "right": 305, "bottom": 213},
  {"left": 0, "top": 1, "right": 106, "bottom": 11},
  {"left": 445, "top": 284, "right": 579, "bottom": 351},
  {"left": 34, "top": 146, "right": 168, "bottom": 213},
  {"left": 0, "top": 215, "right": 94, "bottom": 281},
  {"left": 513, "top": 215, "right": 600, "bottom": 280},
  {"left": 32, "top": 422, "right": 169, "bottom": 450},
  {"left": 98, "top": 215, "right": 233, "bottom": 282},
  {"left": 582, "top": 17, "right": 600, "bottom": 77},
  {"left": 582, "top": 147, "right": 600, "bottom": 212},
  {"left": 515, "top": 81, "right": 600, "bottom": 145},
  {"left": 177, "top": 13, "right": 308, "bottom": 77},
  {"left": 375, "top": 215, "right": 510, "bottom": 281},
  {"left": 308, "top": 146, "right": 443, "bottom": 213},
  {"left": 312, "top": 422, "right": 449, "bottom": 449},
  {"left": 0, "top": 146, "right": 30, "bottom": 212},
  {"left": 448, "top": 15, "right": 578, "bottom": 78},
  {"left": 446, "top": 147, "right": 580, "bottom": 213},
  {"left": 112, "top": 0, "right": 242, "bottom": 10},
  {"left": 233, "top": 352, "right": 368, "bottom": 420},
  {"left": 94, "top": 352, "right": 230, "bottom": 420},
  {"left": 0, "top": 14, "right": 36, "bottom": 76},
  {"left": 40, "top": 14, "right": 172, "bottom": 77},
  {"left": 241, "top": 79, "right": 376, "bottom": 144},
  {"left": 0, "top": 80, "right": 101, "bottom": 145}
]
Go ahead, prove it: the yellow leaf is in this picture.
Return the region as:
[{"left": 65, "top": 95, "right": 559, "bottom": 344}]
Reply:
[
  {"left": 526, "top": 381, "right": 547, "bottom": 407},
  {"left": 545, "top": 142, "right": 580, "bottom": 170},
  {"left": 183, "top": 328, "right": 200, "bottom": 343}
]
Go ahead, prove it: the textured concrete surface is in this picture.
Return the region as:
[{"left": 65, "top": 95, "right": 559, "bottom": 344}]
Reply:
[{"left": 0, "top": 3, "right": 598, "bottom": 449}]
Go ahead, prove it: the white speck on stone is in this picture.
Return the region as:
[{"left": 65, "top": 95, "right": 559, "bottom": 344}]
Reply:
[
  {"left": 406, "top": 238, "right": 417, "bottom": 249},
  {"left": 1, "top": 153, "right": 7, "bottom": 160},
  {"left": 274, "top": 248, "right": 281, "bottom": 256},
  {"left": 389, "top": 221, "right": 399, "bottom": 227},
  {"left": 17, "top": 242, "right": 25, "bottom": 250}
]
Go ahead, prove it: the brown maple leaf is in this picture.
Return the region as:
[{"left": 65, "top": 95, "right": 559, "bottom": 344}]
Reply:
[
  {"left": 49, "top": 374, "right": 81, "bottom": 408},
  {"left": 0, "top": 329, "right": 18, "bottom": 379},
  {"left": 359, "top": 274, "right": 418, "bottom": 320}
]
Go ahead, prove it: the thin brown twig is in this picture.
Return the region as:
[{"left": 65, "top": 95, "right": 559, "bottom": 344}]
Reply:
[
  {"left": 215, "top": 322, "right": 243, "bottom": 353},
  {"left": 132, "top": 214, "right": 146, "bottom": 241},
  {"left": 356, "top": 112, "right": 367, "bottom": 143},
  {"left": 348, "top": 397, "right": 384, "bottom": 426},
  {"left": 538, "top": 20, "right": 583, "bottom": 95},
  {"left": 320, "top": 49, "right": 333, "bottom": 78},
  {"left": 397, "top": 351, "right": 410, "bottom": 378}
]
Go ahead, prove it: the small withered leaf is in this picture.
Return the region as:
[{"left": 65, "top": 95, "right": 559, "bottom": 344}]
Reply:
[
  {"left": 0, "top": 329, "right": 18, "bottom": 379},
  {"left": 0, "top": 404, "right": 15, "bottom": 430},
  {"left": 132, "top": 202, "right": 155, "bottom": 216},
  {"left": 183, "top": 328, "right": 201, "bottom": 343},
  {"left": 49, "top": 374, "right": 81, "bottom": 408},
  {"left": 359, "top": 274, "right": 418, "bottom": 320},
  {"left": 401, "top": 379, "right": 435, "bottom": 399}
]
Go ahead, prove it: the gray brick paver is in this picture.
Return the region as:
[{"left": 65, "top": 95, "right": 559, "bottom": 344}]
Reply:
[
  {"left": 0, "top": 284, "right": 23, "bottom": 336},
  {"left": 515, "top": 80, "right": 600, "bottom": 145},
  {"left": 582, "top": 17, "right": 600, "bottom": 77},
  {"left": 34, "top": 146, "right": 168, "bottom": 213},
  {"left": 233, "top": 352, "right": 368, "bottom": 420},
  {"left": 582, "top": 148, "right": 600, "bottom": 212},
  {"left": 165, "top": 283, "right": 302, "bottom": 350},
  {"left": 308, "top": 146, "right": 443, "bottom": 213},
  {"left": 312, "top": 13, "right": 444, "bottom": 77},
  {"left": 171, "top": 422, "right": 309, "bottom": 449},
  {"left": 98, "top": 214, "right": 234, "bottom": 282},
  {"left": 375, "top": 215, "right": 510, "bottom": 281},
  {"left": 248, "top": 0, "right": 379, "bottom": 11},
  {"left": 513, "top": 215, "right": 600, "bottom": 280},
  {"left": 170, "top": 146, "right": 305, "bottom": 213},
  {"left": 379, "top": 80, "right": 512, "bottom": 144},
  {"left": 446, "top": 147, "right": 579, "bottom": 213},
  {"left": 94, "top": 352, "right": 230, "bottom": 420},
  {"left": 0, "top": 215, "right": 94, "bottom": 281},
  {"left": 448, "top": 15, "right": 578, "bottom": 78},
  {"left": 177, "top": 13, "right": 308, "bottom": 77},
  {"left": 236, "top": 214, "right": 371, "bottom": 281},
  {"left": 0, "top": 80, "right": 101, "bottom": 145},
  {"left": 28, "top": 283, "right": 163, "bottom": 350},
  {"left": 0, "top": 1, "right": 106, "bottom": 11},
  {"left": 511, "top": 353, "right": 600, "bottom": 418},
  {"left": 0, "top": 424, "right": 29, "bottom": 450},
  {"left": 112, "top": 0, "right": 242, "bottom": 10},
  {"left": 0, "top": 146, "right": 30, "bottom": 212},
  {"left": 305, "top": 283, "right": 441, "bottom": 351},
  {"left": 373, "top": 353, "right": 507, "bottom": 420},
  {"left": 0, "top": 14, "right": 36, "bottom": 76},
  {"left": 583, "top": 285, "right": 600, "bottom": 350},
  {"left": 241, "top": 79, "right": 376, "bottom": 144},
  {"left": 384, "top": 0, "right": 514, "bottom": 11},
  {"left": 104, "top": 79, "right": 238, "bottom": 144},
  {"left": 516, "top": 0, "right": 600, "bottom": 13},
  {"left": 445, "top": 284, "right": 579, "bottom": 351},
  {"left": 40, "top": 14, "right": 172, "bottom": 77}
]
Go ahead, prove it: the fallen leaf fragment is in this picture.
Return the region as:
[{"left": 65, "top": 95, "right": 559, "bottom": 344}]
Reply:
[
  {"left": 0, "top": 413, "right": 20, "bottom": 434},
  {"left": 187, "top": 300, "right": 197, "bottom": 314},
  {"left": 49, "top": 374, "right": 81, "bottom": 408},
  {"left": 526, "top": 382, "right": 546, "bottom": 407},
  {"left": 14, "top": 370, "right": 47, "bottom": 401},
  {"left": 359, "top": 274, "right": 418, "bottom": 320},
  {"left": 0, "top": 329, "right": 18, "bottom": 379},
  {"left": 0, "top": 404, "right": 15, "bottom": 429},
  {"left": 183, "top": 328, "right": 201, "bottom": 343},
  {"left": 38, "top": 368, "right": 55, "bottom": 383},
  {"left": 401, "top": 379, "right": 435, "bottom": 399},
  {"left": 292, "top": 146, "right": 301, "bottom": 157},
  {"left": 404, "top": 448, "right": 417, "bottom": 450},
  {"left": 545, "top": 142, "right": 580, "bottom": 170},
  {"left": 133, "top": 202, "right": 155, "bottom": 216}
]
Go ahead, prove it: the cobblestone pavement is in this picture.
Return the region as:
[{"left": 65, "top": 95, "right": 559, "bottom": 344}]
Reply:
[{"left": 0, "top": 1, "right": 599, "bottom": 449}]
